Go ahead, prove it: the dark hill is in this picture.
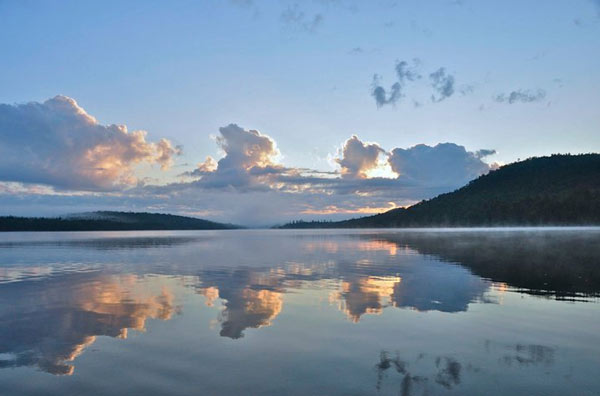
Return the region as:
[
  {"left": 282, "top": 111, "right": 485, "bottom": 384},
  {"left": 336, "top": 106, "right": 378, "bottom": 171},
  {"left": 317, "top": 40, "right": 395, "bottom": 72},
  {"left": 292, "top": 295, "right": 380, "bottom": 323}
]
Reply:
[
  {"left": 0, "top": 211, "right": 239, "bottom": 231},
  {"left": 280, "top": 154, "right": 600, "bottom": 228}
]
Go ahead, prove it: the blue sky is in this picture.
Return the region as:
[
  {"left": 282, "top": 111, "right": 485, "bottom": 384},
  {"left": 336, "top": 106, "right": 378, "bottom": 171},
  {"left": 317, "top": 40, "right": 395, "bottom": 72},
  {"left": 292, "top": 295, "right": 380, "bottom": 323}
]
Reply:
[{"left": 0, "top": 0, "right": 599, "bottom": 224}]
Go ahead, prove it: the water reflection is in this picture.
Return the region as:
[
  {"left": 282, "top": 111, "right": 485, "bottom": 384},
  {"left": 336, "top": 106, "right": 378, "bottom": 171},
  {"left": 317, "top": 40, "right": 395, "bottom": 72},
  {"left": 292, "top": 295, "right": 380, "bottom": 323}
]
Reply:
[
  {"left": 332, "top": 276, "right": 400, "bottom": 322},
  {"left": 0, "top": 229, "right": 598, "bottom": 387},
  {"left": 375, "top": 341, "right": 558, "bottom": 396},
  {"left": 367, "top": 230, "right": 600, "bottom": 299},
  {"left": 0, "top": 271, "right": 178, "bottom": 375}
]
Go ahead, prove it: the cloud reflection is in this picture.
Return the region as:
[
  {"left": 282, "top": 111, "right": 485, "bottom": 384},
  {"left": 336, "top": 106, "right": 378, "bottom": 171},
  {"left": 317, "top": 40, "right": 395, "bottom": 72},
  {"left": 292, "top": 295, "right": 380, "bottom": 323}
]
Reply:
[
  {"left": 0, "top": 229, "right": 597, "bottom": 377},
  {"left": 0, "top": 272, "right": 179, "bottom": 375}
]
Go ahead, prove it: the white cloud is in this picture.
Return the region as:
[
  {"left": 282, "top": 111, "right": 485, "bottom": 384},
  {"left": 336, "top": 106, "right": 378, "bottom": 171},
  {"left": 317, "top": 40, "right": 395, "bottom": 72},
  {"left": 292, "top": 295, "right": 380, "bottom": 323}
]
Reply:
[
  {"left": 0, "top": 108, "right": 497, "bottom": 224},
  {"left": 388, "top": 143, "right": 495, "bottom": 187},
  {"left": 0, "top": 96, "right": 180, "bottom": 191}
]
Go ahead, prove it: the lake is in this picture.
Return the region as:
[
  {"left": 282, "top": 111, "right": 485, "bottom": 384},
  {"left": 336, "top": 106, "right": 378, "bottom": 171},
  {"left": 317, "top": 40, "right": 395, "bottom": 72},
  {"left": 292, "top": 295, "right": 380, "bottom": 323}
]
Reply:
[{"left": 0, "top": 229, "right": 599, "bottom": 395}]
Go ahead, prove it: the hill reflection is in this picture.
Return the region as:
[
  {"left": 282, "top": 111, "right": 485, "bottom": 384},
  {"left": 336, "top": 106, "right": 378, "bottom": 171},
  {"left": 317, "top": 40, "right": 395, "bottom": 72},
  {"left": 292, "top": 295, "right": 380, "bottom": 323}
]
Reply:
[{"left": 366, "top": 230, "right": 600, "bottom": 299}]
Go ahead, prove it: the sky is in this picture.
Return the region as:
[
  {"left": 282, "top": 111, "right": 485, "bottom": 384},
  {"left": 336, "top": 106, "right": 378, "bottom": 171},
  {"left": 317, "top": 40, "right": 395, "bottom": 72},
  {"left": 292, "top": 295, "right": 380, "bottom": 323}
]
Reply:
[{"left": 0, "top": 0, "right": 599, "bottom": 226}]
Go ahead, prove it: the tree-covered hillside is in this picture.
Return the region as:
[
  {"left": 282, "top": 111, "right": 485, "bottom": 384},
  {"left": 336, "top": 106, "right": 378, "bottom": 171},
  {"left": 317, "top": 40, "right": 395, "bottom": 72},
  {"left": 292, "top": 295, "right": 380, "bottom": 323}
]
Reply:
[
  {"left": 280, "top": 154, "right": 600, "bottom": 228},
  {"left": 0, "top": 211, "right": 239, "bottom": 231}
]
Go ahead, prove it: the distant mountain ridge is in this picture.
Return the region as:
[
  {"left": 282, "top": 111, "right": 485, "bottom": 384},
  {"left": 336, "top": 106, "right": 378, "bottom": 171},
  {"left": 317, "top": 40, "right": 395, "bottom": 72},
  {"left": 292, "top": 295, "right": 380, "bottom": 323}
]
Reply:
[
  {"left": 0, "top": 211, "right": 239, "bottom": 231},
  {"left": 279, "top": 154, "right": 600, "bottom": 228}
]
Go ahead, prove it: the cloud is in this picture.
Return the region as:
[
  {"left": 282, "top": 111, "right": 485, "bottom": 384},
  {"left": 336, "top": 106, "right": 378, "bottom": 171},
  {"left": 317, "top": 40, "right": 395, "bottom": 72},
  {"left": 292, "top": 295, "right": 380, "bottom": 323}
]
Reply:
[
  {"left": 371, "top": 76, "right": 403, "bottom": 107},
  {"left": 156, "top": 139, "right": 182, "bottom": 170},
  {"left": 0, "top": 111, "right": 496, "bottom": 224},
  {"left": 186, "top": 124, "right": 283, "bottom": 190},
  {"left": 372, "top": 60, "right": 460, "bottom": 107},
  {"left": 395, "top": 60, "right": 421, "bottom": 83},
  {"left": 163, "top": 129, "right": 496, "bottom": 223},
  {"left": 194, "top": 157, "right": 218, "bottom": 174},
  {"left": 281, "top": 4, "right": 323, "bottom": 32},
  {"left": 475, "top": 149, "right": 496, "bottom": 158},
  {"left": 494, "top": 89, "right": 546, "bottom": 104},
  {"left": 388, "top": 143, "right": 494, "bottom": 187},
  {"left": 371, "top": 59, "right": 423, "bottom": 107},
  {"left": 0, "top": 96, "right": 179, "bottom": 191},
  {"left": 335, "top": 135, "right": 386, "bottom": 179},
  {"left": 429, "top": 68, "right": 455, "bottom": 102}
]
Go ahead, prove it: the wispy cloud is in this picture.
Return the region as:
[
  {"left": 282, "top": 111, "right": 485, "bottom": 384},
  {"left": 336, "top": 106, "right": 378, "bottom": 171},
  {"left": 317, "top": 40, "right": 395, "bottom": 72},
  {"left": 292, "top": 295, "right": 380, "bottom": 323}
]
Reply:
[
  {"left": 371, "top": 76, "right": 403, "bottom": 107},
  {"left": 372, "top": 60, "right": 461, "bottom": 107},
  {"left": 494, "top": 89, "right": 546, "bottom": 104},
  {"left": 281, "top": 4, "right": 323, "bottom": 33},
  {"left": 371, "top": 59, "right": 421, "bottom": 107},
  {"left": 429, "top": 67, "right": 456, "bottom": 102}
]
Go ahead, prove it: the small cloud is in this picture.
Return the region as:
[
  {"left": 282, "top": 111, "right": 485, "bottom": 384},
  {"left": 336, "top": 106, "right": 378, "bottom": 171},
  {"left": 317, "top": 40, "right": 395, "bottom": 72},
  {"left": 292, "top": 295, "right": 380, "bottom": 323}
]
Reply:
[
  {"left": 371, "top": 59, "right": 421, "bottom": 107},
  {"left": 281, "top": 4, "right": 323, "bottom": 33},
  {"left": 429, "top": 68, "right": 455, "bottom": 102},
  {"left": 371, "top": 75, "right": 402, "bottom": 107},
  {"left": 475, "top": 149, "right": 496, "bottom": 159},
  {"left": 459, "top": 84, "right": 475, "bottom": 96},
  {"left": 395, "top": 60, "right": 421, "bottom": 83},
  {"left": 348, "top": 47, "right": 364, "bottom": 54},
  {"left": 494, "top": 89, "right": 546, "bottom": 104}
]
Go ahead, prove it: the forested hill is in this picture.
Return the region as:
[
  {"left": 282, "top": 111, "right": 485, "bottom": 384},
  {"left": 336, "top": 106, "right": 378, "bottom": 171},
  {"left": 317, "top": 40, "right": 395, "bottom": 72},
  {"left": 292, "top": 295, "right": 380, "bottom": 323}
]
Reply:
[
  {"left": 0, "top": 211, "right": 240, "bottom": 231},
  {"left": 279, "top": 154, "right": 600, "bottom": 228}
]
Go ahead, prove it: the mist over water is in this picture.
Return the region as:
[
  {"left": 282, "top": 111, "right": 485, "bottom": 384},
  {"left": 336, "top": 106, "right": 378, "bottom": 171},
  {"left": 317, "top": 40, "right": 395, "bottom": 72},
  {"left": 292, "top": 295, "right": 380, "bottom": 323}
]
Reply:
[{"left": 0, "top": 229, "right": 599, "bottom": 395}]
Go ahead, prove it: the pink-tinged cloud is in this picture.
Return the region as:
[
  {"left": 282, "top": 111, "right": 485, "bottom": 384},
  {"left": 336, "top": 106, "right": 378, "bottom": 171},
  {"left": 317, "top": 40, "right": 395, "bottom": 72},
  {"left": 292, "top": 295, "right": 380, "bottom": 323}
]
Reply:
[
  {"left": 0, "top": 96, "right": 180, "bottom": 191},
  {"left": 0, "top": 102, "right": 497, "bottom": 224},
  {"left": 336, "top": 135, "right": 386, "bottom": 179}
]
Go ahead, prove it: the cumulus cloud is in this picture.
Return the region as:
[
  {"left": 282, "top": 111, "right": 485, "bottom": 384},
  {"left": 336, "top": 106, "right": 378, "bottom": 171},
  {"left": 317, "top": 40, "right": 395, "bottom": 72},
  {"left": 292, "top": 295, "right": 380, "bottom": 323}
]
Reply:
[
  {"left": 429, "top": 67, "right": 455, "bottom": 102},
  {"left": 176, "top": 126, "right": 495, "bottom": 222},
  {"left": 494, "top": 89, "right": 546, "bottom": 104},
  {"left": 194, "top": 157, "right": 218, "bottom": 174},
  {"left": 186, "top": 124, "right": 283, "bottom": 190},
  {"left": 0, "top": 96, "right": 180, "bottom": 191},
  {"left": 0, "top": 110, "right": 497, "bottom": 224},
  {"left": 336, "top": 135, "right": 385, "bottom": 179},
  {"left": 155, "top": 139, "right": 182, "bottom": 170},
  {"left": 388, "top": 143, "right": 495, "bottom": 187}
]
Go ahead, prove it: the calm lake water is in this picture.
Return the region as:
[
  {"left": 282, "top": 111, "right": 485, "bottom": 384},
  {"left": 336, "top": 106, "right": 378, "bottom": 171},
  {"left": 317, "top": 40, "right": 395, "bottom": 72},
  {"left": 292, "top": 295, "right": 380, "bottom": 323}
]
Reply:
[{"left": 0, "top": 229, "right": 599, "bottom": 396}]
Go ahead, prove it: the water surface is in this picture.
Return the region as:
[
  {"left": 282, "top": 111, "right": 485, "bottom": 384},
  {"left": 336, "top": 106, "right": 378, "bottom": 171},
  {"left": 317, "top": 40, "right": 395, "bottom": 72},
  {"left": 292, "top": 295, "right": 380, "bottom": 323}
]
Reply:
[{"left": 0, "top": 229, "right": 599, "bottom": 395}]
